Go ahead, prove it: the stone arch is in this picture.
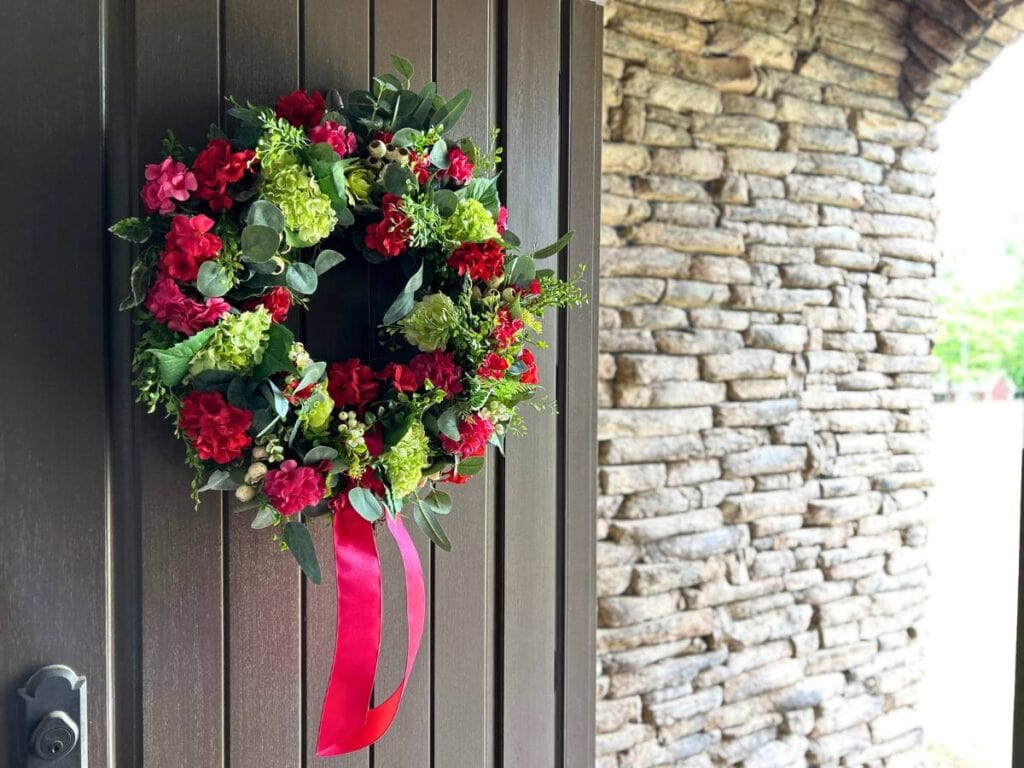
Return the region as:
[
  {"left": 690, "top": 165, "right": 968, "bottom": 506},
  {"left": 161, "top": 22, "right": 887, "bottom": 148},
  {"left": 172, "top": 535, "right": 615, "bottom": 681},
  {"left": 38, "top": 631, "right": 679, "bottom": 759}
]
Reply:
[{"left": 597, "top": 2, "right": 1023, "bottom": 766}]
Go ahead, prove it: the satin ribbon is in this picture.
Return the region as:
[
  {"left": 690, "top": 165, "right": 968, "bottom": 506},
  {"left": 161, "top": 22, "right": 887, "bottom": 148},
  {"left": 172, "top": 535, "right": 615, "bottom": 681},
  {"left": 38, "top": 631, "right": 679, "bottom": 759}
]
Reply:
[{"left": 315, "top": 504, "right": 425, "bottom": 756}]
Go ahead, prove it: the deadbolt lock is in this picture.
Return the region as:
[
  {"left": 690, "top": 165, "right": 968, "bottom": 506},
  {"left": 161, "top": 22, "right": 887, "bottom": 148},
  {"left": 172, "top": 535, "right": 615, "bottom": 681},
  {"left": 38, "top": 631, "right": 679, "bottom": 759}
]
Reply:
[{"left": 17, "top": 666, "right": 86, "bottom": 767}]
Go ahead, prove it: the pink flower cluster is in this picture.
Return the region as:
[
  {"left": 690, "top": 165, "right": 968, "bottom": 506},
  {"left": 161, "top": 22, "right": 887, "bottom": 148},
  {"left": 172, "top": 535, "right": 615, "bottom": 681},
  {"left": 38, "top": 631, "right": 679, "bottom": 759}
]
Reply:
[
  {"left": 145, "top": 277, "right": 229, "bottom": 335},
  {"left": 140, "top": 157, "right": 197, "bottom": 215}
]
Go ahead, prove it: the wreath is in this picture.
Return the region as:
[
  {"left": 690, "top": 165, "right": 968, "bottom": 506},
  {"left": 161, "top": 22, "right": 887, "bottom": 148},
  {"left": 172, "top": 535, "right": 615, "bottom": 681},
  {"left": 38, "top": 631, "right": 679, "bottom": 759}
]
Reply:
[{"left": 110, "top": 55, "right": 583, "bottom": 755}]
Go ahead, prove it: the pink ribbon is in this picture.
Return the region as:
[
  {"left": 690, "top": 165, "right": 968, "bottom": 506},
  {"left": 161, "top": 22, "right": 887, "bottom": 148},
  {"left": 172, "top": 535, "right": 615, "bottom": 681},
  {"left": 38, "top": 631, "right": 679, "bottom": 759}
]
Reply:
[{"left": 315, "top": 504, "right": 425, "bottom": 756}]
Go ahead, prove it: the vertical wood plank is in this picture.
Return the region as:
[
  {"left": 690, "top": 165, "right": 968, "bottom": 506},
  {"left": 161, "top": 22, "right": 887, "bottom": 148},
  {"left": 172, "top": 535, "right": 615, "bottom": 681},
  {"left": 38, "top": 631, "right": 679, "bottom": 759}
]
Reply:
[
  {"left": 370, "top": 13, "right": 435, "bottom": 767},
  {"left": 132, "top": 2, "right": 227, "bottom": 765},
  {"left": 432, "top": 3, "right": 499, "bottom": 765},
  {"left": 561, "top": 4, "right": 601, "bottom": 767},
  {"left": 0, "top": 1, "right": 108, "bottom": 764},
  {"left": 501, "top": 0, "right": 563, "bottom": 765},
  {"left": 302, "top": 4, "right": 373, "bottom": 766},
  {"left": 221, "top": 3, "right": 304, "bottom": 767}
]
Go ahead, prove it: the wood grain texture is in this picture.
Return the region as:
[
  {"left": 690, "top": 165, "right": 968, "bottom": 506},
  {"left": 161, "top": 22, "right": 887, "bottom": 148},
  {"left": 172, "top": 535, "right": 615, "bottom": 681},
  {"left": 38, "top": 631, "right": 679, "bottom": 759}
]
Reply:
[
  {"left": 133, "top": 2, "right": 227, "bottom": 765},
  {"left": 0, "top": 2, "right": 108, "bottom": 765}
]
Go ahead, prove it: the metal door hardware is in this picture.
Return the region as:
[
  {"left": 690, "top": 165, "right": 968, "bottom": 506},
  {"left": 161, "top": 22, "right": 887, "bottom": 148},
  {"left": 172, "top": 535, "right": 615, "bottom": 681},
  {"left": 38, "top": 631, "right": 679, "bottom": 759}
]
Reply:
[{"left": 17, "top": 666, "right": 86, "bottom": 767}]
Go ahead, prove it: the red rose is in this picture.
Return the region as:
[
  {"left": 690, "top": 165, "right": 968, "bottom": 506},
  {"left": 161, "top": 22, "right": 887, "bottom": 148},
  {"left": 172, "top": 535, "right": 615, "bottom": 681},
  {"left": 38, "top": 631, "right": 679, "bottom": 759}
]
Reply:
[
  {"left": 160, "top": 214, "right": 223, "bottom": 282},
  {"left": 496, "top": 206, "right": 509, "bottom": 234},
  {"left": 275, "top": 89, "right": 326, "bottom": 128},
  {"left": 309, "top": 120, "right": 357, "bottom": 157},
  {"left": 439, "top": 414, "right": 493, "bottom": 458},
  {"left": 409, "top": 350, "right": 463, "bottom": 398},
  {"left": 441, "top": 147, "right": 474, "bottom": 185},
  {"left": 327, "top": 358, "right": 380, "bottom": 412},
  {"left": 494, "top": 307, "right": 524, "bottom": 349},
  {"left": 243, "top": 286, "right": 291, "bottom": 323},
  {"left": 145, "top": 277, "right": 230, "bottom": 335},
  {"left": 262, "top": 459, "right": 325, "bottom": 516},
  {"left": 364, "top": 194, "right": 412, "bottom": 258},
  {"left": 519, "top": 348, "right": 538, "bottom": 385},
  {"left": 375, "top": 362, "right": 419, "bottom": 393},
  {"left": 477, "top": 352, "right": 509, "bottom": 380},
  {"left": 448, "top": 240, "right": 505, "bottom": 283},
  {"left": 179, "top": 390, "right": 252, "bottom": 464},
  {"left": 192, "top": 139, "right": 255, "bottom": 212}
]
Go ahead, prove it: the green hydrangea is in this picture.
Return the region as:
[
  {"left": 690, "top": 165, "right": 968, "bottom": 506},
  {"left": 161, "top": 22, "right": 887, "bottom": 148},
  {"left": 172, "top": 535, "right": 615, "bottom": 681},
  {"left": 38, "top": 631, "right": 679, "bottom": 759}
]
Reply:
[
  {"left": 400, "top": 293, "right": 459, "bottom": 352},
  {"left": 382, "top": 420, "right": 429, "bottom": 499},
  {"left": 261, "top": 154, "right": 337, "bottom": 245},
  {"left": 189, "top": 308, "right": 271, "bottom": 377},
  {"left": 442, "top": 198, "right": 498, "bottom": 246}
]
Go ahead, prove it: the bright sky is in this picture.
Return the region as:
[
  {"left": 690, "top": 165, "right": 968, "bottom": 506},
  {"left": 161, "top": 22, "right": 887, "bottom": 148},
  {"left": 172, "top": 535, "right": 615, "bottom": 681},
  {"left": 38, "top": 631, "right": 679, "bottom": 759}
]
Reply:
[{"left": 934, "top": 40, "right": 1024, "bottom": 296}]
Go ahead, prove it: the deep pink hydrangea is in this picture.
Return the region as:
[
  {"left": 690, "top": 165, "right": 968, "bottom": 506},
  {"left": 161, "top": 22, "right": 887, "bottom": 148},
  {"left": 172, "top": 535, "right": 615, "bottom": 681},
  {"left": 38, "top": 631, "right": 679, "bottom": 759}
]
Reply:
[
  {"left": 145, "top": 276, "right": 230, "bottom": 335},
  {"left": 262, "top": 460, "right": 326, "bottom": 516},
  {"left": 309, "top": 120, "right": 358, "bottom": 158},
  {"left": 140, "top": 157, "right": 197, "bottom": 214}
]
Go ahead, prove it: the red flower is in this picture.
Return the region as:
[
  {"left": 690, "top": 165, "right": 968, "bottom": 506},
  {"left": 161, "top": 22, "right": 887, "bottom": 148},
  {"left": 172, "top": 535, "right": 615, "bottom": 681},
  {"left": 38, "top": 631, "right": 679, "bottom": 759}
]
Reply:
[
  {"left": 309, "top": 120, "right": 357, "bottom": 157},
  {"left": 496, "top": 206, "right": 509, "bottom": 234},
  {"left": 192, "top": 139, "right": 255, "bottom": 212},
  {"left": 140, "top": 157, "right": 197, "bottom": 215},
  {"left": 372, "top": 131, "right": 394, "bottom": 144},
  {"left": 243, "top": 286, "right": 291, "bottom": 323},
  {"left": 364, "top": 194, "right": 412, "bottom": 258},
  {"left": 159, "top": 214, "right": 223, "bottom": 282},
  {"left": 408, "top": 150, "right": 431, "bottom": 185},
  {"left": 275, "top": 89, "right": 326, "bottom": 128},
  {"left": 409, "top": 350, "right": 463, "bottom": 398},
  {"left": 262, "top": 459, "right": 325, "bottom": 516},
  {"left": 477, "top": 352, "right": 509, "bottom": 380},
  {"left": 519, "top": 348, "right": 538, "bottom": 385},
  {"left": 441, "top": 147, "right": 474, "bottom": 185},
  {"left": 528, "top": 279, "right": 542, "bottom": 295},
  {"left": 327, "top": 358, "right": 380, "bottom": 412},
  {"left": 439, "top": 414, "right": 494, "bottom": 458},
  {"left": 448, "top": 240, "right": 505, "bottom": 282},
  {"left": 441, "top": 467, "right": 471, "bottom": 485},
  {"left": 179, "top": 390, "right": 252, "bottom": 464},
  {"left": 363, "top": 424, "right": 384, "bottom": 457},
  {"left": 145, "top": 277, "right": 230, "bottom": 335},
  {"left": 494, "top": 307, "right": 524, "bottom": 349},
  {"left": 375, "top": 362, "right": 419, "bottom": 393}
]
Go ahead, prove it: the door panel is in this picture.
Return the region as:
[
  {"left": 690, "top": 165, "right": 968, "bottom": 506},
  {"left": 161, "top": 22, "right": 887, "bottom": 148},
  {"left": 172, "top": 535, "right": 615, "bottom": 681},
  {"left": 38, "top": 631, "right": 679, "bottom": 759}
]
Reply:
[{"left": 0, "top": 2, "right": 599, "bottom": 766}]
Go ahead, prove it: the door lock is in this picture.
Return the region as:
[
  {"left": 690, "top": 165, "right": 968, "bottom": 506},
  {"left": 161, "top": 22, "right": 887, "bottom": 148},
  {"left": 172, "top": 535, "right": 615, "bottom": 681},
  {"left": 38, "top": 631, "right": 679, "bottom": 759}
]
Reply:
[{"left": 18, "top": 666, "right": 86, "bottom": 767}]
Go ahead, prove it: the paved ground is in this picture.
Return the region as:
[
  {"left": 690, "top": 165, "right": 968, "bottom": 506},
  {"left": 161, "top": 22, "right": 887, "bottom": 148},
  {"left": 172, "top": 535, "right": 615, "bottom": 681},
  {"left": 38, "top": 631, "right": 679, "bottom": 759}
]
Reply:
[{"left": 923, "top": 401, "right": 1023, "bottom": 767}]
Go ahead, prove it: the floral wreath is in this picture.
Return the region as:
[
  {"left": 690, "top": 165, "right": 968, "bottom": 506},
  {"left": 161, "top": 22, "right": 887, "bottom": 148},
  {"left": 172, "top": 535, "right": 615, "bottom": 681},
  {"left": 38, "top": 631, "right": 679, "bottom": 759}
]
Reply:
[{"left": 111, "top": 56, "right": 583, "bottom": 754}]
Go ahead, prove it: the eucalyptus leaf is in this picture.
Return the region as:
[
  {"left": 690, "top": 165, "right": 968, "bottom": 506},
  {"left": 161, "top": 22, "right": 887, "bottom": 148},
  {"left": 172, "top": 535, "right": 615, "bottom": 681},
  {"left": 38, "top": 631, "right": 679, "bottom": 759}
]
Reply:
[
  {"left": 382, "top": 164, "right": 416, "bottom": 196},
  {"left": 246, "top": 200, "right": 285, "bottom": 233},
  {"left": 250, "top": 506, "right": 276, "bottom": 529},
  {"left": 199, "top": 470, "right": 238, "bottom": 493},
  {"left": 411, "top": 82, "right": 437, "bottom": 125},
  {"left": 283, "top": 521, "right": 322, "bottom": 584},
  {"left": 285, "top": 262, "right": 319, "bottom": 295},
  {"left": 381, "top": 260, "right": 424, "bottom": 325},
  {"left": 348, "top": 487, "right": 384, "bottom": 523},
  {"left": 413, "top": 504, "right": 452, "bottom": 551},
  {"left": 391, "top": 127, "right": 418, "bottom": 147},
  {"left": 240, "top": 224, "right": 281, "bottom": 263},
  {"left": 147, "top": 327, "right": 216, "bottom": 387},
  {"left": 432, "top": 189, "right": 458, "bottom": 216},
  {"left": 295, "top": 360, "right": 327, "bottom": 392},
  {"left": 423, "top": 489, "right": 452, "bottom": 516},
  {"left": 191, "top": 369, "right": 238, "bottom": 392},
  {"left": 315, "top": 249, "right": 346, "bottom": 275},
  {"left": 196, "top": 260, "right": 233, "bottom": 297},
  {"left": 264, "top": 381, "right": 289, "bottom": 418},
  {"left": 429, "top": 140, "right": 450, "bottom": 170},
  {"left": 303, "top": 445, "right": 339, "bottom": 465},
  {"left": 456, "top": 456, "right": 485, "bottom": 477},
  {"left": 430, "top": 88, "right": 472, "bottom": 132},
  {"left": 392, "top": 54, "right": 414, "bottom": 81},
  {"left": 437, "top": 408, "right": 461, "bottom": 441}
]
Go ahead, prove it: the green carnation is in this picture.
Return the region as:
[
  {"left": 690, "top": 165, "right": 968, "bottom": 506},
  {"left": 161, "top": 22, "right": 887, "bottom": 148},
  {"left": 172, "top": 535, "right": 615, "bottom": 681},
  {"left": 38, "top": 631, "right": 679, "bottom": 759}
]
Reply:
[
  {"left": 442, "top": 198, "right": 498, "bottom": 246},
  {"left": 400, "top": 293, "right": 459, "bottom": 352},
  {"left": 382, "top": 421, "right": 429, "bottom": 499},
  {"left": 261, "top": 154, "right": 337, "bottom": 245},
  {"left": 189, "top": 308, "right": 271, "bottom": 377}
]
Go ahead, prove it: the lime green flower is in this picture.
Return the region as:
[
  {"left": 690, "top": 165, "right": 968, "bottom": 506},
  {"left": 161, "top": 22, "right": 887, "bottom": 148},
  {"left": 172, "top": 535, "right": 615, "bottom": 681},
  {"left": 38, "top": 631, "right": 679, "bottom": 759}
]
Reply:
[
  {"left": 345, "top": 166, "right": 374, "bottom": 204},
  {"left": 261, "top": 154, "right": 337, "bottom": 244},
  {"left": 400, "top": 293, "right": 459, "bottom": 352},
  {"left": 382, "top": 421, "right": 429, "bottom": 498},
  {"left": 442, "top": 198, "right": 498, "bottom": 246},
  {"left": 300, "top": 383, "right": 334, "bottom": 435},
  {"left": 256, "top": 116, "right": 309, "bottom": 172},
  {"left": 189, "top": 308, "right": 271, "bottom": 377}
]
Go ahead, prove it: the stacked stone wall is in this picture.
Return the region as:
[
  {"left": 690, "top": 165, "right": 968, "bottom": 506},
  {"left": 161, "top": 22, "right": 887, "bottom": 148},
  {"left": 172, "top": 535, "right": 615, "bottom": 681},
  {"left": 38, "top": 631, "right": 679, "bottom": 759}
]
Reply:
[{"left": 596, "top": 1, "right": 1024, "bottom": 766}]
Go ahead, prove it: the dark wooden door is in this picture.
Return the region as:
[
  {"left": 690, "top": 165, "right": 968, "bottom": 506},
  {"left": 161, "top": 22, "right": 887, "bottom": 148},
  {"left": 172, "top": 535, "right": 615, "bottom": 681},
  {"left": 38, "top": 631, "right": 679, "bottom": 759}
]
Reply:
[{"left": 0, "top": 1, "right": 600, "bottom": 767}]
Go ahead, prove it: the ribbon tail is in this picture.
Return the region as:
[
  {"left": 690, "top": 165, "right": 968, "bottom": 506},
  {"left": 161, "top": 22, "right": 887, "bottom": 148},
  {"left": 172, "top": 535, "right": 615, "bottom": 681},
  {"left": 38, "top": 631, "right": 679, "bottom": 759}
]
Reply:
[{"left": 316, "top": 507, "right": 426, "bottom": 756}]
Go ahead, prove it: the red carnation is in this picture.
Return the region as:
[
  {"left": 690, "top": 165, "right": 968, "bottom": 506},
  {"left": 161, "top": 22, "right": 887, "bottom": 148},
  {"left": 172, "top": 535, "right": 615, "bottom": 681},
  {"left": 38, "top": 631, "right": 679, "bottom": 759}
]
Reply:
[
  {"left": 409, "top": 350, "right": 463, "bottom": 398},
  {"left": 192, "top": 139, "right": 255, "bottom": 212},
  {"left": 179, "top": 390, "right": 253, "bottom": 464},
  {"left": 262, "top": 459, "right": 325, "bottom": 516},
  {"left": 496, "top": 206, "right": 509, "bottom": 234},
  {"left": 439, "top": 414, "right": 494, "bottom": 458},
  {"left": 276, "top": 89, "right": 326, "bottom": 128},
  {"left": 146, "top": 277, "right": 230, "bottom": 335},
  {"left": 441, "top": 147, "right": 474, "bottom": 185},
  {"left": 243, "top": 286, "right": 291, "bottom": 323},
  {"left": 327, "top": 358, "right": 380, "bottom": 412},
  {"left": 376, "top": 362, "right": 419, "bottom": 393},
  {"left": 364, "top": 194, "right": 412, "bottom": 258},
  {"left": 448, "top": 240, "right": 505, "bottom": 283},
  {"left": 519, "top": 348, "right": 538, "bottom": 385},
  {"left": 477, "top": 352, "right": 509, "bottom": 380},
  {"left": 494, "top": 307, "right": 524, "bottom": 349},
  {"left": 309, "top": 120, "right": 357, "bottom": 157},
  {"left": 159, "top": 214, "right": 223, "bottom": 282}
]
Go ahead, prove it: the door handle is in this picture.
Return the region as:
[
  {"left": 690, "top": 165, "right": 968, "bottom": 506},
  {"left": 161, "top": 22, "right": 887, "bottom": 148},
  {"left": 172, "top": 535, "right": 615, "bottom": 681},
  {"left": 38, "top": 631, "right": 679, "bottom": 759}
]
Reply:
[{"left": 17, "top": 665, "right": 86, "bottom": 766}]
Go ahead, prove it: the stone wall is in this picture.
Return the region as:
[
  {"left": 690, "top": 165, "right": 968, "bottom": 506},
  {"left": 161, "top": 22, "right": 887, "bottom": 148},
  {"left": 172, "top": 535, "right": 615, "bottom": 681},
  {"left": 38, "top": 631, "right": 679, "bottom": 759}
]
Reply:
[{"left": 596, "top": 1, "right": 1024, "bottom": 766}]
